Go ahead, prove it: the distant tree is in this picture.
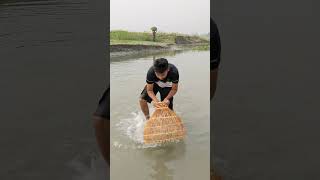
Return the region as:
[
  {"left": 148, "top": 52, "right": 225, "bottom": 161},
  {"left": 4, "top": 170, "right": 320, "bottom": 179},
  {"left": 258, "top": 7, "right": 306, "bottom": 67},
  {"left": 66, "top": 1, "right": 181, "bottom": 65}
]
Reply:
[{"left": 151, "top": 26, "right": 158, "bottom": 42}]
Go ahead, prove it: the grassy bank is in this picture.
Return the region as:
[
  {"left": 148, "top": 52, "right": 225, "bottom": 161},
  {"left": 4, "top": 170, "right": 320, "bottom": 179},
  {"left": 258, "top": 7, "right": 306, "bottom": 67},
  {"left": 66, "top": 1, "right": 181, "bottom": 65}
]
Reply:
[
  {"left": 191, "top": 44, "right": 210, "bottom": 51},
  {"left": 110, "top": 30, "right": 209, "bottom": 46}
]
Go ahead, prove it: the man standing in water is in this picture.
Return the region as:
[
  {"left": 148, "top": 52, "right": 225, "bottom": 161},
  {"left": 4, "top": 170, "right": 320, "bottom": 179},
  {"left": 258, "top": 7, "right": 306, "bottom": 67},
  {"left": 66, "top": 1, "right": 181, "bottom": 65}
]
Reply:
[
  {"left": 139, "top": 58, "right": 179, "bottom": 120},
  {"left": 211, "top": 18, "right": 222, "bottom": 180},
  {"left": 93, "top": 87, "right": 110, "bottom": 165}
]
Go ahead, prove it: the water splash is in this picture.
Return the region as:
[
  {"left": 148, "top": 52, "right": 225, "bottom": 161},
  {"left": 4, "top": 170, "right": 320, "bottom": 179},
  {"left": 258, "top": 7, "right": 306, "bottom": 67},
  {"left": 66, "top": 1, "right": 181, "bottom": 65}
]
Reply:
[
  {"left": 114, "top": 108, "right": 184, "bottom": 149},
  {"left": 115, "top": 111, "right": 146, "bottom": 144},
  {"left": 114, "top": 110, "right": 159, "bottom": 149}
]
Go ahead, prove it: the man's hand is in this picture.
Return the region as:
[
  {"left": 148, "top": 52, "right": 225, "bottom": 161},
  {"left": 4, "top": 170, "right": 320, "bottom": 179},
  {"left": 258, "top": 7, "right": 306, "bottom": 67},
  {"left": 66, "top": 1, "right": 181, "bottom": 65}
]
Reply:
[
  {"left": 152, "top": 100, "right": 160, "bottom": 108},
  {"left": 162, "top": 99, "right": 170, "bottom": 106}
]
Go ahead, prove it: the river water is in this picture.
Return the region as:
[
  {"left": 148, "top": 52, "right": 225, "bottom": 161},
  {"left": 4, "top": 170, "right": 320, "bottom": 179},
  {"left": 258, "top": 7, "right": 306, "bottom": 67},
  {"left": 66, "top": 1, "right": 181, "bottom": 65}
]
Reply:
[
  {"left": 110, "top": 50, "right": 210, "bottom": 180},
  {"left": 1, "top": 0, "right": 107, "bottom": 179}
]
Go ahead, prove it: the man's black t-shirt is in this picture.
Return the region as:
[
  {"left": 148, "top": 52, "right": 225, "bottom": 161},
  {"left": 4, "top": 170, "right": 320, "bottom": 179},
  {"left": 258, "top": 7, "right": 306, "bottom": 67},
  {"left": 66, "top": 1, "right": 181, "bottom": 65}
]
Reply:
[
  {"left": 211, "top": 18, "right": 221, "bottom": 70},
  {"left": 146, "top": 63, "right": 179, "bottom": 88}
]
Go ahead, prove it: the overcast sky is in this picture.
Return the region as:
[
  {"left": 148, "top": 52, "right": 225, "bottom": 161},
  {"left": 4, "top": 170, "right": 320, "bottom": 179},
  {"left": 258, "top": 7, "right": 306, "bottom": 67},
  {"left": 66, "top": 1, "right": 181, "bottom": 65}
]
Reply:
[{"left": 110, "top": 0, "right": 210, "bottom": 34}]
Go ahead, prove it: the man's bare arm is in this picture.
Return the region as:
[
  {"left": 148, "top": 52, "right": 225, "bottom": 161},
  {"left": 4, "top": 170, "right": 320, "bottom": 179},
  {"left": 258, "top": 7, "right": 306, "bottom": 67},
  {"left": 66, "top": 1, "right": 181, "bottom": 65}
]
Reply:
[
  {"left": 164, "top": 83, "right": 178, "bottom": 101},
  {"left": 146, "top": 83, "right": 159, "bottom": 102}
]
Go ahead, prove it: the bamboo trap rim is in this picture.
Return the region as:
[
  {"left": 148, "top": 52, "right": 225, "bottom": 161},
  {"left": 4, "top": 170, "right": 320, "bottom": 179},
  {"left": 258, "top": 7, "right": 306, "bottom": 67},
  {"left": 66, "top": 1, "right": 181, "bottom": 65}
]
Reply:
[
  {"left": 148, "top": 116, "right": 177, "bottom": 119},
  {"left": 144, "top": 123, "right": 184, "bottom": 129},
  {"left": 144, "top": 131, "right": 185, "bottom": 137},
  {"left": 144, "top": 136, "right": 185, "bottom": 142}
]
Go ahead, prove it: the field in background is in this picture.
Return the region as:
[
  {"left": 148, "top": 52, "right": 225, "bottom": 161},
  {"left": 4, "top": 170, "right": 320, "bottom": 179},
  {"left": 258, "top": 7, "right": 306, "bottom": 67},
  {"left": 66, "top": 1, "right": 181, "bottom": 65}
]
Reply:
[{"left": 110, "top": 30, "right": 209, "bottom": 46}]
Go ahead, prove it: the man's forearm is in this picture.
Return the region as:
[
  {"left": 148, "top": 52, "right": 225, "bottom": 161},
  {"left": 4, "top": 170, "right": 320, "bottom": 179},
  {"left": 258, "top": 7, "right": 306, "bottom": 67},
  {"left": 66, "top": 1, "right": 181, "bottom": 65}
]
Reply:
[
  {"left": 164, "top": 89, "right": 177, "bottom": 100},
  {"left": 147, "top": 90, "right": 159, "bottom": 102}
]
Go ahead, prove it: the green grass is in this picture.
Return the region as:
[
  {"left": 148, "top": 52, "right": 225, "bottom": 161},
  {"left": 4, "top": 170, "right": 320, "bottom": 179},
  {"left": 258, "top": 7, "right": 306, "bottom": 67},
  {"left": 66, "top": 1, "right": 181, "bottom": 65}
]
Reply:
[
  {"left": 110, "top": 30, "right": 153, "bottom": 42},
  {"left": 110, "top": 30, "right": 208, "bottom": 45},
  {"left": 191, "top": 44, "right": 210, "bottom": 51},
  {"left": 110, "top": 40, "right": 168, "bottom": 46}
]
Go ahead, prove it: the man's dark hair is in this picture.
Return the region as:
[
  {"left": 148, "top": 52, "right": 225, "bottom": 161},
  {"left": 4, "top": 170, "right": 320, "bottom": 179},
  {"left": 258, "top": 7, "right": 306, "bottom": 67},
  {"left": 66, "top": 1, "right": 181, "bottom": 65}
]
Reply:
[{"left": 153, "top": 58, "right": 169, "bottom": 73}]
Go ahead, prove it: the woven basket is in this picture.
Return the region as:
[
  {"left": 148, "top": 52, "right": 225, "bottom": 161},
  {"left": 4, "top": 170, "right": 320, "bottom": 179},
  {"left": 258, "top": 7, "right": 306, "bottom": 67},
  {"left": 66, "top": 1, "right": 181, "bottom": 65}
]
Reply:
[{"left": 143, "top": 102, "right": 186, "bottom": 144}]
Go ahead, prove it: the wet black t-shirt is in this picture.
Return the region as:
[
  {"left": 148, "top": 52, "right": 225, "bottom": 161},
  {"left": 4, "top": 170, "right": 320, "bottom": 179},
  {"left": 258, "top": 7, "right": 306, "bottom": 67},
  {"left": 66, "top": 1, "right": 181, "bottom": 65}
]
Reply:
[
  {"left": 146, "top": 63, "right": 179, "bottom": 88},
  {"left": 211, "top": 18, "right": 221, "bottom": 70}
]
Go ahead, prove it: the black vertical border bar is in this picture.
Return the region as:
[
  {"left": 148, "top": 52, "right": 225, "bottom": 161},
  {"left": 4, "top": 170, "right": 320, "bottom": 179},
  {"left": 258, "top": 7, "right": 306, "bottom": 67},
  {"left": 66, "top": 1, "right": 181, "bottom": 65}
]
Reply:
[{"left": 107, "top": 0, "right": 110, "bottom": 85}]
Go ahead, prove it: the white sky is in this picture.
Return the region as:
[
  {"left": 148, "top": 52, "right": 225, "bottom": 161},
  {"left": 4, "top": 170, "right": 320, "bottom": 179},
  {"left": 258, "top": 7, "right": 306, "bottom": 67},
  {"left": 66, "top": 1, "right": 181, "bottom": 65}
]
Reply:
[{"left": 110, "top": 0, "right": 210, "bottom": 34}]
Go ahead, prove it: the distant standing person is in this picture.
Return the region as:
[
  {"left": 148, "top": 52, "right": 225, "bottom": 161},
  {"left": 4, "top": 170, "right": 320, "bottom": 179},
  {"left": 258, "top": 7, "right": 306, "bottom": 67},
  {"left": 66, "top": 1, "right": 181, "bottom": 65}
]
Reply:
[{"left": 139, "top": 58, "right": 179, "bottom": 120}]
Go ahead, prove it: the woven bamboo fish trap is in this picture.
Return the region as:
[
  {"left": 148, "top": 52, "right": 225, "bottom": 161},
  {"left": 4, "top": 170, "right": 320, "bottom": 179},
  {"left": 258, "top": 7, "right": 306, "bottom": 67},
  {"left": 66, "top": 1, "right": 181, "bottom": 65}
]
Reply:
[{"left": 143, "top": 102, "right": 186, "bottom": 144}]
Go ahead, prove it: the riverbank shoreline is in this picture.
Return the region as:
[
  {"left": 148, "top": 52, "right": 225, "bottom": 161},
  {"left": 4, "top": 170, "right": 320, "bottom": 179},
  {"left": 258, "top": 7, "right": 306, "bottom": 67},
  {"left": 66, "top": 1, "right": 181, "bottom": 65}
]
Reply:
[
  {"left": 110, "top": 30, "right": 209, "bottom": 58},
  {"left": 110, "top": 43, "right": 209, "bottom": 58}
]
